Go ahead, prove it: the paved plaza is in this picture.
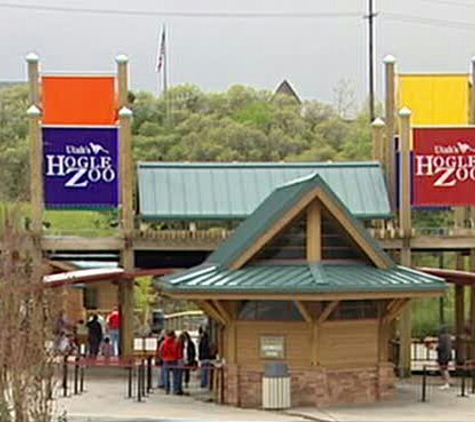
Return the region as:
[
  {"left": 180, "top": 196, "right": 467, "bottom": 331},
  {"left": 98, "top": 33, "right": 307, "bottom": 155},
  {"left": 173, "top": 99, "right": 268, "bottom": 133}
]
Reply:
[
  {"left": 55, "top": 370, "right": 475, "bottom": 422},
  {"left": 292, "top": 379, "right": 475, "bottom": 422},
  {"left": 55, "top": 370, "right": 303, "bottom": 422}
]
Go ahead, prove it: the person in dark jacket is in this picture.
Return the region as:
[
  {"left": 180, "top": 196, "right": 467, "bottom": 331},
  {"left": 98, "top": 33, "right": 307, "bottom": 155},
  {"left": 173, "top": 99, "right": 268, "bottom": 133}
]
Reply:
[
  {"left": 86, "top": 314, "right": 103, "bottom": 358},
  {"left": 437, "top": 325, "right": 452, "bottom": 390},
  {"left": 181, "top": 331, "right": 197, "bottom": 389},
  {"left": 198, "top": 327, "right": 211, "bottom": 388},
  {"left": 156, "top": 330, "right": 166, "bottom": 388}
]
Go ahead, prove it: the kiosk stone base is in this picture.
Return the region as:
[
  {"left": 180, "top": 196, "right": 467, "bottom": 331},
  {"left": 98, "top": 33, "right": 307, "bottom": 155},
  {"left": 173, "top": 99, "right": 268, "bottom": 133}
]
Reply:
[{"left": 224, "top": 363, "right": 396, "bottom": 408}]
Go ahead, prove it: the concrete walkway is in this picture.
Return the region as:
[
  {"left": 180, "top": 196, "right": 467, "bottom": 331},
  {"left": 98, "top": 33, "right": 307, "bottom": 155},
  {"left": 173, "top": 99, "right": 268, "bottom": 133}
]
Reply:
[
  {"left": 55, "top": 372, "right": 475, "bottom": 422},
  {"left": 290, "top": 379, "right": 475, "bottom": 422}
]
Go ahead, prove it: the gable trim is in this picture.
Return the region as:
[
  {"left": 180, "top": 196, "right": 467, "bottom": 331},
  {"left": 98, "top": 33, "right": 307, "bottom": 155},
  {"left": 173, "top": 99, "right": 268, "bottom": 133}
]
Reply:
[
  {"left": 229, "top": 187, "right": 320, "bottom": 270},
  {"left": 229, "top": 182, "right": 391, "bottom": 271},
  {"left": 316, "top": 187, "right": 391, "bottom": 269}
]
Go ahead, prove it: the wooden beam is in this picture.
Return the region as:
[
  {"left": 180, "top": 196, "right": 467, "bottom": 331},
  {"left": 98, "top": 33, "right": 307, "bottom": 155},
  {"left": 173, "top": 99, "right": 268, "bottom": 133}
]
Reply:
[
  {"left": 317, "top": 301, "right": 339, "bottom": 324},
  {"left": 385, "top": 299, "right": 398, "bottom": 313},
  {"left": 230, "top": 188, "right": 320, "bottom": 269},
  {"left": 43, "top": 236, "right": 123, "bottom": 251},
  {"left": 212, "top": 300, "right": 232, "bottom": 324},
  {"left": 294, "top": 300, "right": 313, "bottom": 323},
  {"left": 169, "top": 289, "right": 445, "bottom": 302},
  {"left": 196, "top": 300, "right": 227, "bottom": 326},
  {"left": 306, "top": 200, "right": 322, "bottom": 262},
  {"left": 383, "top": 299, "right": 410, "bottom": 325}
]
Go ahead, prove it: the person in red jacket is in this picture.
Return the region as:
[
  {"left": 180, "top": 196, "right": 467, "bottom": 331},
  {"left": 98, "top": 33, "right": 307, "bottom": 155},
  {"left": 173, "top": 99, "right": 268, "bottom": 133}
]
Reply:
[
  {"left": 159, "top": 330, "right": 181, "bottom": 394},
  {"left": 106, "top": 306, "right": 121, "bottom": 356}
]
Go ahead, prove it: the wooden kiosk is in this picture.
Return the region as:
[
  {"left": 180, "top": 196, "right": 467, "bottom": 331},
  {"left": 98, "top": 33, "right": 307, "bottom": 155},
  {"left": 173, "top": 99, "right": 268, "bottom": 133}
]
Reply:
[{"left": 159, "top": 173, "right": 446, "bottom": 407}]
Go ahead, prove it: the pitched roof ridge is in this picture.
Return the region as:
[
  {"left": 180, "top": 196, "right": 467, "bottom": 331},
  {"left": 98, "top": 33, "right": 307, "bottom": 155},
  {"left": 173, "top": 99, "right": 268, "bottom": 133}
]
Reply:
[
  {"left": 275, "top": 172, "right": 320, "bottom": 190},
  {"left": 138, "top": 161, "right": 381, "bottom": 169}
]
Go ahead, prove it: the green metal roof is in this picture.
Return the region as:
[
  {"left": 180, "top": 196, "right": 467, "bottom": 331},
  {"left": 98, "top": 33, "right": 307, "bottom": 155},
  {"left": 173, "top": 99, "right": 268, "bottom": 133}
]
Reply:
[
  {"left": 206, "top": 172, "right": 393, "bottom": 269},
  {"left": 137, "top": 162, "right": 392, "bottom": 220},
  {"left": 159, "top": 263, "right": 446, "bottom": 294}
]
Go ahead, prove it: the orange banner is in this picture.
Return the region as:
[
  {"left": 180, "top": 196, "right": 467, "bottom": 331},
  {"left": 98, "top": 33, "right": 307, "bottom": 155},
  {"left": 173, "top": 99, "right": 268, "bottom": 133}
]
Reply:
[{"left": 42, "top": 76, "right": 117, "bottom": 125}]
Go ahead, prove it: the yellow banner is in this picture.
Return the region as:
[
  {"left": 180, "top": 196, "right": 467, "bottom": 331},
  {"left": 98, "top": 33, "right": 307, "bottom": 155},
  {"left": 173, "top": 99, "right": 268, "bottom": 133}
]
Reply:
[{"left": 398, "top": 74, "right": 470, "bottom": 125}]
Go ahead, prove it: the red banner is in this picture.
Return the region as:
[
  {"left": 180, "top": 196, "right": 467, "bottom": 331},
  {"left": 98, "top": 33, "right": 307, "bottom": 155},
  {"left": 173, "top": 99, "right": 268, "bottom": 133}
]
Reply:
[{"left": 413, "top": 127, "right": 475, "bottom": 206}]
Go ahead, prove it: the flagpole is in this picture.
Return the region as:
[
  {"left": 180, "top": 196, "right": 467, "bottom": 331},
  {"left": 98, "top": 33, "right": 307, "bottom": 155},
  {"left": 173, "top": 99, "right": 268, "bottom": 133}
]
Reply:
[
  {"left": 163, "top": 24, "right": 168, "bottom": 98},
  {"left": 163, "top": 25, "right": 171, "bottom": 126}
]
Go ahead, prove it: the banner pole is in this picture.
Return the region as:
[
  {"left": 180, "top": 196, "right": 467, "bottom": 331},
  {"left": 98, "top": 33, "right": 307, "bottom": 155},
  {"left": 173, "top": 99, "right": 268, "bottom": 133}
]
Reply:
[
  {"left": 27, "top": 105, "right": 43, "bottom": 247},
  {"left": 26, "top": 53, "right": 40, "bottom": 107},
  {"left": 384, "top": 55, "right": 397, "bottom": 210},
  {"left": 398, "top": 107, "right": 412, "bottom": 378},
  {"left": 116, "top": 55, "right": 135, "bottom": 359},
  {"left": 371, "top": 118, "right": 385, "bottom": 163}
]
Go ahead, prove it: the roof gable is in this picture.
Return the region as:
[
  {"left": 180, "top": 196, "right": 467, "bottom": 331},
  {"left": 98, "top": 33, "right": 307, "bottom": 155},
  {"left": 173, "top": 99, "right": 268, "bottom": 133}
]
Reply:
[
  {"left": 274, "top": 80, "right": 301, "bottom": 103},
  {"left": 137, "top": 162, "right": 392, "bottom": 220},
  {"left": 207, "top": 173, "right": 393, "bottom": 270}
]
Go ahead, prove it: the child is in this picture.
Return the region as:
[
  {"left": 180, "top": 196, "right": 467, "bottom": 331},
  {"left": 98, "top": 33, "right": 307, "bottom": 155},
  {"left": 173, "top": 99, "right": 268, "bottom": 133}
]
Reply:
[{"left": 101, "top": 337, "right": 114, "bottom": 360}]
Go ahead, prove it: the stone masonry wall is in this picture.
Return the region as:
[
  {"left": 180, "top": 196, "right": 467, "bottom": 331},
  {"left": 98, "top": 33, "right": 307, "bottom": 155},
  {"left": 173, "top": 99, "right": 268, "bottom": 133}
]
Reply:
[{"left": 224, "top": 364, "right": 396, "bottom": 408}]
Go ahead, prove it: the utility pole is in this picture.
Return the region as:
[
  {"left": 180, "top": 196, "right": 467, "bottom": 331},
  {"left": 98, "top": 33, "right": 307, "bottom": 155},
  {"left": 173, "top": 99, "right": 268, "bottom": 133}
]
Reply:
[{"left": 367, "top": 0, "right": 376, "bottom": 122}]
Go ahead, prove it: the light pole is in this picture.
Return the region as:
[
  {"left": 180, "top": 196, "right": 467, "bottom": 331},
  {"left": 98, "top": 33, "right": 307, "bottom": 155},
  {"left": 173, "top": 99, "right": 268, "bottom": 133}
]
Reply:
[{"left": 367, "top": 0, "right": 376, "bottom": 122}]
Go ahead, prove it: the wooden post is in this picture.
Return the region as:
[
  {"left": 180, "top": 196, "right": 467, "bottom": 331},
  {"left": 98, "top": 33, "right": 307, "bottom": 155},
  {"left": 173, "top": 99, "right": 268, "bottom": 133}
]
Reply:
[
  {"left": 470, "top": 284, "right": 475, "bottom": 361},
  {"left": 399, "top": 107, "right": 412, "bottom": 240},
  {"left": 469, "top": 57, "right": 475, "bottom": 225},
  {"left": 227, "top": 322, "right": 237, "bottom": 364},
  {"left": 371, "top": 118, "right": 385, "bottom": 162},
  {"left": 378, "top": 302, "right": 389, "bottom": 364},
  {"left": 116, "top": 55, "right": 135, "bottom": 358},
  {"left": 27, "top": 105, "right": 44, "bottom": 237},
  {"left": 306, "top": 200, "right": 321, "bottom": 262},
  {"left": 26, "top": 53, "right": 40, "bottom": 106},
  {"left": 384, "top": 55, "right": 397, "bottom": 208},
  {"left": 312, "top": 319, "right": 319, "bottom": 366},
  {"left": 455, "top": 254, "right": 466, "bottom": 365},
  {"left": 398, "top": 107, "right": 412, "bottom": 378},
  {"left": 470, "top": 56, "right": 475, "bottom": 125},
  {"left": 116, "top": 54, "right": 129, "bottom": 108},
  {"left": 469, "top": 250, "right": 475, "bottom": 362}
]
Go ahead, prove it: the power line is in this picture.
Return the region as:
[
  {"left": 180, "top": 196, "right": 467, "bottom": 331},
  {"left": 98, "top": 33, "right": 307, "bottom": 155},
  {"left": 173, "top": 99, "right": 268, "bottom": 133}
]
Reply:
[
  {"left": 418, "top": 0, "right": 475, "bottom": 8},
  {"left": 384, "top": 12, "right": 475, "bottom": 31},
  {"left": 0, "top": 2, "right": 361, "bottom": 19}
]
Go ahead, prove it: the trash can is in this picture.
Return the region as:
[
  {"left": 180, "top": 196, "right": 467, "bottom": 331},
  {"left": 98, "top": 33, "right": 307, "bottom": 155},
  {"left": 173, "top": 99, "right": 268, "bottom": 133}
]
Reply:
[{"left": 262, "top": 363, "right": 291, "bottom": 410}]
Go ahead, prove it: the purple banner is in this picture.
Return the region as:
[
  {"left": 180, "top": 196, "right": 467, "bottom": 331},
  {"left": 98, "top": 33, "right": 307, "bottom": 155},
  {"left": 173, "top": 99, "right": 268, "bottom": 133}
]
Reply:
[{"left": 43, "top": 126, "right": 119, "bottom": 208}]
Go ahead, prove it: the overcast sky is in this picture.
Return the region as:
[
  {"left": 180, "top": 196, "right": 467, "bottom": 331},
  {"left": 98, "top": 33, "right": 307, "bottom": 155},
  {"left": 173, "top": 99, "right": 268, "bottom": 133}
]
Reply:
[{"left": 1, "top": 0, "right": 475, "bottom": 105}]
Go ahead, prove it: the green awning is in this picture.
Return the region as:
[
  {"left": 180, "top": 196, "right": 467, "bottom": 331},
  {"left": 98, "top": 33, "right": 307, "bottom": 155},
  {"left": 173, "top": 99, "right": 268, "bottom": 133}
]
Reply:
[
  {"left": 159, "top": 263, "right": 446, "bottom": 295},
  {"left": 138, "top": 162, "right": 392, "bottom": 220}
]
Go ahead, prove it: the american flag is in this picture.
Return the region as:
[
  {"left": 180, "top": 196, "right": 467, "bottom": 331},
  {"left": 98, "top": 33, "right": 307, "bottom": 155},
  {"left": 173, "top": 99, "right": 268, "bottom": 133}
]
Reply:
[{"left": 156, "top": 27, "right": 166, "bottom": 73}]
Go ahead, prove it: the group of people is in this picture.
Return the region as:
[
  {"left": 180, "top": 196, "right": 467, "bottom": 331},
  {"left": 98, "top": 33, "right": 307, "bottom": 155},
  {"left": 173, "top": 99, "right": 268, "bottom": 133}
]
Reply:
[
  {"left": 156, "top": 327, "right": 216, "bottom": 395},
  {"left": 55, "top": 307, "right": 122, "bottom": 359}
]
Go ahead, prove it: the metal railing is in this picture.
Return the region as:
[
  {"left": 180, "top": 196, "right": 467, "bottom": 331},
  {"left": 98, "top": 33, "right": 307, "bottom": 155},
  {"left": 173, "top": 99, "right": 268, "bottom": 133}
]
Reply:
[{"left": 40, "top": 225, "right": 475, "bottom": 243}]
